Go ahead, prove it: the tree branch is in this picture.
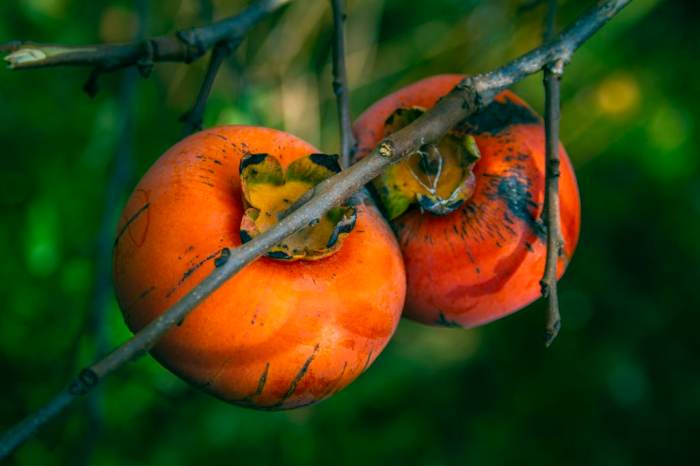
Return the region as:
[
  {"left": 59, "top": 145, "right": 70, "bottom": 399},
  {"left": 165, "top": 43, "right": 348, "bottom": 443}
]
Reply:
[
  {"left": 330, "top": 0, "right": 354, "bottom": 168},
  {"left": 540, "top": 0, "right": 564, "bottom": 347},
  {"left": 0, "top": 0, "right": 632, "bottom": 459},
  {"left": 1, "top": 0, "right": 291, "bottom": 71},
  {"left": 180, "top": 38, "right": 242, "bottom": 136}
]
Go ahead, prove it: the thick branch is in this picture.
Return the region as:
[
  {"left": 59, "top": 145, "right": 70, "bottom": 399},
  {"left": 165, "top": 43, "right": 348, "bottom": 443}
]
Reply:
[
  {"left": 0, "top": 0, "right": 632, "bottom": 459},
  {"left": 330, "top": 0, "right": 354, "bottom": 168},
  {"left": 2, "top": 0, "right": 290, "bottom": 71}
]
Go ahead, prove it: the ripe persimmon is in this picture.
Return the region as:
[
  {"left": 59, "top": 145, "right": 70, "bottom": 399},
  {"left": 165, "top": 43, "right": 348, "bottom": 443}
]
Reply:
[
  {"left": 113, "top": 126, "right": 406, "bottom": 409},
  {"left": 353, "top": 74, "right": 581, "bottom": 328}
]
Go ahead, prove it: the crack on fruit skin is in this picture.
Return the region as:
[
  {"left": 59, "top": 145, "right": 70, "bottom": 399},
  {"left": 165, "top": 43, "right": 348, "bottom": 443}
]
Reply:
[
  {"left": 121, "top": 285, "right": 155, "bottom": 317},
  {"left": 457, "top": 97, "right": 540, "bottom": 135},
  {"left": 250, "top": 362, "right": 270, "bottom": 399},
  {"left": 113, "top": 202, "right": 150, "bottom": 247},
  {"left": 320, "top": 361, "right": 348, "bottom": 399},
  {"left": 361, "top": 348, "right": 374, "bottom": 373},
  {"left": 165, "top": 248, "right": 226, "bottom": 298},
  {"left": 268, "top": 343, "right": 320, "bottom": 409}
]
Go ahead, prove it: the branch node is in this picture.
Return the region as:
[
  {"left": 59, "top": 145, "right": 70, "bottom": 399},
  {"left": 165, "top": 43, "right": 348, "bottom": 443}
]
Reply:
[
  {"left": 547, "top": 58, "right": 565, "bottom": 77},
  {"left": 548, "top": 158, "right": 561, "bottom": 177},
  {"left": 377, "top": 140, "right": 395, "bottom": 158},
  {"left": 68, "top": 369, "right": 99, "bottom": 396},
  {"left": 176, "top": 29, "right": 208, "bottom": 63},
  {"left": 137, "top": 40, "right": 156, "bottom": 78},
  {"left": 540, "top": 279, "right": 550, "bottom": 298}
]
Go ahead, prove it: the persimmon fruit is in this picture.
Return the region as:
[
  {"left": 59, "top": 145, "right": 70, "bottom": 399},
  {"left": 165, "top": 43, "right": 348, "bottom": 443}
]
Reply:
[
  {"left": 113, "top": 126, "right": 406, "bottom": 409},
  {"left": 353, "top": 74, "right": 581, "bottom": 328}
]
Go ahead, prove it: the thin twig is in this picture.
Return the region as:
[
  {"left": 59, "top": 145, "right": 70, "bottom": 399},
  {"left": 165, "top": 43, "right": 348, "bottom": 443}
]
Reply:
[
  {"left": 544, "top": 0, "right": 558, "bottom": 41},
  {"left": 1, "top": 0, "right": 290, "bottom": 71},
  {"left": 329, "top": 0, "right": 354, "bottom": 168},
  {"left": 0, "top": 0, "right": 632, "bottom": 459},
  {"left": 80, "top": 65, "right": 139, "bottom": 466},
  {"left": 540, "top": 0, "right": 564, "bottom": 347},
  {"left": 78, "top": 3, "right": 147, "bottom": 463},
  {"left": 180, "top": 38, "right": 242, "bottom": 136}
]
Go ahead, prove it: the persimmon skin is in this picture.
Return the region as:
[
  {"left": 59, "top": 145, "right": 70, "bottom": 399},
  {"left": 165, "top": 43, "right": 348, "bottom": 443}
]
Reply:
[
  {"left": 113, "top": 126, "right": 406, "bottom": 409},
  {"left": 354, "top": 75, "right": 581, "bottom": 328}
]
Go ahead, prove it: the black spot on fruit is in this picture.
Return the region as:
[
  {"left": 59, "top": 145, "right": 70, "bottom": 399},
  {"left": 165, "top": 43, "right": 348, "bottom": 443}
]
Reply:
[
  {"left": 436, "top": 311, "right": 462, "bottom": 328},
  {"left": 240, "top": 230, "right": 253, "bottom": 243},
  {"left": 458, "top": 98, "right": 540, "bottom": 135},
  {"left": 215, "top": 248, "right": 231, "bottom": 267},
  {"left": 497, "top": 176, "right": 545, "bottom": 239}
]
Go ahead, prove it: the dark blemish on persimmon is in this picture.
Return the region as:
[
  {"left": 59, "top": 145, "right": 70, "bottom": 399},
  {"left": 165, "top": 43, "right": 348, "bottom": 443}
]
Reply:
[
  {"left": 213, "top": 159, "right": 222, "bottom": 165},
  {"left": 240, "top": 230, "right": 252, "bottom": 243},
  {"left": 458, "top": 99, "right": 540, "bottom": 135},
  {"left": 274, "top": 343, "right": 320, "bottom": 407},
  {"left": 214, "top": 248, "right": 230, "bottom": 267},
  {"left": 122, "top": 285, "right": 155, "bottom": 313},
  {"left": 114, "top": 202, "right": 150, "bottom": 247},
  {"left": 250, "top": 362, "right": 270, "bottom": 399},
  {"left": 165, "top": 248, "right": 224, "bottom": 298},
  {"left": 214, "top": 134, "right": 229, "bottom": 142},
  {"left": 435, "top": 311, "right": 462, "bottom": 328},
  {"left": 496, "top": 176, "right": 545, "bottom": 240}
]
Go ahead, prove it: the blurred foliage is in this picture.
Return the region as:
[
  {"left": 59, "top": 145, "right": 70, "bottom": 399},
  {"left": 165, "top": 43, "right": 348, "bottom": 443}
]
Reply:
[{"left": 1, "top": 0, "right": 699, "bottom": 465}]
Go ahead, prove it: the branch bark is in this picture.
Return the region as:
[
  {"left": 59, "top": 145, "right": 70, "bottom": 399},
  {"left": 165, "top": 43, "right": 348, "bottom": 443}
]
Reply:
[
  {"left": 330, "top": 0, "right": 354, "bottom": 168},
  {"left": 0, "top": 0, "right": 632, "bottom": 459},
  {"left": 1, "top": 0, "right": 290, "bottom": 71},
  {"left": 540, "top": 0, "right": 565, "bottom": 347},
  {"left": 180, "top": 38, "right": 242, "bottom": 136}
]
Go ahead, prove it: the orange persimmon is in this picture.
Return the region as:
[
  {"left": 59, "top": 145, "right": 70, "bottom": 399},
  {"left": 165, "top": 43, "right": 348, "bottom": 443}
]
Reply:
[
  {"left": 353, "top": 74, "right": 581, "bottom": 328},
  {"left": 113, "top": 126, "right": 406, "bottom": 409}
]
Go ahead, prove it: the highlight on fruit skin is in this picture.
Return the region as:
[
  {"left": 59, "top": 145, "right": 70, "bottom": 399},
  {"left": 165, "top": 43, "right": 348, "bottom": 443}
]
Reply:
[
  {"left": 353, "top": 74, "right": 581, "bottom": 329},
  {"left": 112, "top": 126, "right": 406, "bottom": 409}
]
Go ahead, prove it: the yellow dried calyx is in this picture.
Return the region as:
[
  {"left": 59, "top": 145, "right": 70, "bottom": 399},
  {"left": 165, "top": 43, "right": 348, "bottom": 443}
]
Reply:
[
  {"left": 239, "top": 153, "right": 356, "bottom": 261},
  {"left": 373, "top": 107, "right": 481, "bottom": 219}
]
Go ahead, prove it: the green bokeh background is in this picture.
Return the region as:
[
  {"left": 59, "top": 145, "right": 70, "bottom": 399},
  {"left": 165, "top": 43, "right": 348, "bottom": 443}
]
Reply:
[{"left": 1, "top": 0, "right": 698, "bottom": 465}]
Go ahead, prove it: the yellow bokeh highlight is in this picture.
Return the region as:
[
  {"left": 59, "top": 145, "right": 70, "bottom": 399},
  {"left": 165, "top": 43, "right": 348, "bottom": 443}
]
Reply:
[
  {"left": 595, "top": 73, "right": 640, "bottom": 116},
  {"left": 100, "top": 7, "right": 139, "bottom": 43}
]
